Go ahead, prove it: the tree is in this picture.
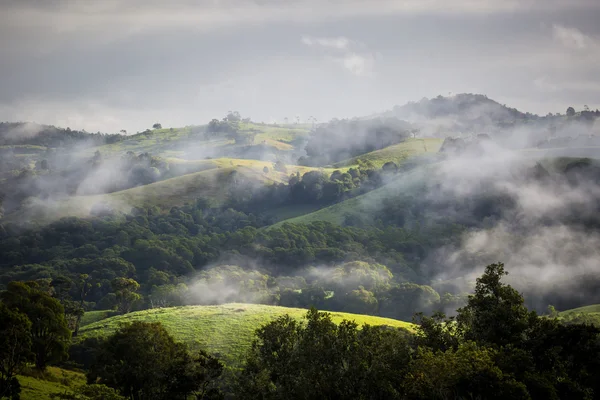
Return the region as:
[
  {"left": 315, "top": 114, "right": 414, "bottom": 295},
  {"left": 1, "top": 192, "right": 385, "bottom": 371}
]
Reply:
[
  {"left": 456, "top": 263, "right": 534, "bottom": 348},
  {"left": 73, "top": 274, "right": 96, "bottom": 336},
  {"left": 226, "top": 111, "right": 241, "bottom": 122},
  {"left": 273, "top": 160, "right": 287, "bottom": 173},
  {"left": 382, "top": 161, "right": 398, "bottom": 173},
  {"left": 0, "top": 281, "right": 71, "bottom": 371},
  {"left": 111, "top": 278, "right": 142, "bottom": 314},
  {"left": 88, "top": 322, "right": 223, "bottom": 400},
  {"left": 0, "top": 303, "right": 33, "bottom": 400},
  {"left": 237, "top": 308, "right": 411, "bottom": 400},
  {"left": 152, "top": 123, "right": 162, "bottom": 129},
  {"left": 404, "top": 342, "right": 529, "bottom": 400},
  {"left": 566, "top": 107, "right": 576, "bottom": 117}
]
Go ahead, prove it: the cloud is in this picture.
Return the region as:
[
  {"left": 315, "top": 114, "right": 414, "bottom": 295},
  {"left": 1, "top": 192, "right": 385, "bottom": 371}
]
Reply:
[
  {"left": 5, "top": 1, "right": 596, "bottom": 50},
  {"left": 301, "top": 35, "right": 350, "bottom": 50},
  {"left": 552, "top": 24, "right": 595, "bottom": 50},
  {"left": 302, "top": 35, "right": 377, "bottom": 77}
]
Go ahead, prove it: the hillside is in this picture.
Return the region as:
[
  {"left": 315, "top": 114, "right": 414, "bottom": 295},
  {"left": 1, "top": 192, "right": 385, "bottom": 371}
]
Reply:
[
  {"left": 17, "top": 367, "right": 86, "bottom": 400},
  {"left": 78, "top": 304, "right": 414, "bottom": 368},
  {"left": 270, "top": 163, "right": 433, "bottom": 227},
  {"left": 88, "top": 122, "right": 310, "bottom": 160},
  {"left": 333, "top": 138, "right": 443, "bottom": 168},
  {"left": 559, "top": 304, "right": 600, "bottom": 326},
  {"left": 2, "top": 157, "right": 347, "bottom": 224}
]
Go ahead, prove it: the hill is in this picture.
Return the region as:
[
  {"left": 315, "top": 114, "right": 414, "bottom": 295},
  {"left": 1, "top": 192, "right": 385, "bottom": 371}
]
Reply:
[
  {"left": 333, "top": 138, "right": 443, "bottom": 168},
  {"left": 78, "top": 304, "right": 414, "bottom": 368},
  {"left": 89, "top": 122, "right": 310, "bottom": 160},
  {"left": 3, "top": 158, "right": 345, "bottom": 225},
  {"left": 270, "top": 163, "right": 433, "bottom": 227},
  {"left": 559, "top": 304, "right": 600, "bottom": 326}
]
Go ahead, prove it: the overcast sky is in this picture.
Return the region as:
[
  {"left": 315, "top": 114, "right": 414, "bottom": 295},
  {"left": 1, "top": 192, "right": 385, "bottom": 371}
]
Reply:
[{"left": 1, "top": 0, "right": 599, "bottom": 133}]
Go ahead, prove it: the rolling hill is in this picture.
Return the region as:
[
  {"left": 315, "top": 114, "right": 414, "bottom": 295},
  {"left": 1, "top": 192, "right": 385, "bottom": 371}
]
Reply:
[
  {"left": 3, "top": 158, "right": 347, "bottom": 225},
  {"left": 270, "top": 162, "right": 434, "bottom": 227},
  {"left": 559, "top": 304, "right": 600, "bottom": 326},
  {"left": 333, "top": 138, "right": 443, "bottom": 168},
  {"left": 78, "top": 303, "right": 414, "bottom": 368}
]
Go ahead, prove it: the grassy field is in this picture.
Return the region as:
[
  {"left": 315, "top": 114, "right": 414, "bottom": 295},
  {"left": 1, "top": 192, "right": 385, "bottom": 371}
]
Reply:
[
  {"left": 334, "top": 138, "right": 444, "bottom": 168},
  {"left": 80, "top": 310, "right": 120, "bottom": 327},
  {"left": 18, "top": 367, "right": 86, "bottom": 400},
  {"left": 2, "top": 156, "right": 351, "bottom": 224},
  {"left": 88, "top": 123, "right": 310, "bottom": 159},
  {"left": 78, "top": 303, "right": 414, "bottom": 368},
  {"left": 270, "top": 163, "right": 434, "bottom": 228},
  {"left": 560, "top": 304, "right": 600, "bottom": 316}
]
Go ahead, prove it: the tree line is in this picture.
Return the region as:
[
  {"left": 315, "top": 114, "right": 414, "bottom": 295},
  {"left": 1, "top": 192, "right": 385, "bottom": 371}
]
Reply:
[{"left": 3, "top": 264, "right": 600, "bottom": 399}]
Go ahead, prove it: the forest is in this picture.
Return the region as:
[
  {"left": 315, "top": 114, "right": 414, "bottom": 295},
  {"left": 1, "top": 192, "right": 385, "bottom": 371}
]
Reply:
[{"left": 3, "top": 264, "right": 600, "bottom": 399}]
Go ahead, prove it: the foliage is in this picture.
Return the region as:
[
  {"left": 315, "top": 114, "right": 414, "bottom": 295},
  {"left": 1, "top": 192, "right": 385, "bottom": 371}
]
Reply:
[
  {"left": 0, "top": 303, "right": 33, "bottom": 399},
  {"left": 88, "top": 321, "right": 223, "bottom": 400},
  {"left": 414, "top": 263, "right": 600, "bottom": 399},
  {"left": 110, "top": 278, "right": 141, "bottom": 314},
  {"left": 76, "top": 304, "right": 413, "bottom": 370},
  {"left": 0, "top": 281, "right": 71, "bottom": 371},
  {"left": 236, "top": 308, "right": 411, "bottom": 400},
  {"left": 51, "top": 384, "right": 126, "bottom": 400}
]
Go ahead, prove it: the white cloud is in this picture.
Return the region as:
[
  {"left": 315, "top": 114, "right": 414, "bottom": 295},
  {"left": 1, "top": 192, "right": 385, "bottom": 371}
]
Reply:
[
  {"left": 4, "top": 1, "right": 596, "bottom": 46},
  {"left": 552, "top": 24, "right": 593, "bottom": 50},
  {"left": 301, "top": 35, "right": 350, "bottom": 50},
  {"left": 302, "top": 35, "right": 377, "bottom": 77}
]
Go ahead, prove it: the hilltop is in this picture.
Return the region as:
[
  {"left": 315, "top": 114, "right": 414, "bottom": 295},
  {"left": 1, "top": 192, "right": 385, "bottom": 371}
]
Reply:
[{"left": 78, "top": 304, "right": 414, "bottom": 368}]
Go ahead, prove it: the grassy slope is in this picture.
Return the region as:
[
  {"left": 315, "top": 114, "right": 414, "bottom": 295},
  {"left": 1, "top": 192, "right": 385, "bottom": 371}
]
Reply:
[
  {"left": 5, "top": 158, "right": 345, "bottom": 224},
  {"left": 560, "top": 304, "right": 600, "bottom": 316},
  {"left": 558, "top": 304, "right": 600, "bottom": 326},
  {"left": 80, "top": 310, "right": 120, "bottom": 327},
  {"left": 90, "top": 123, "right": 309, "bottom": 158},
  {"left": 18, "top": 367, "right": 86, "bottom": 400},
  {"left": 334, "top": 138, "right": 444, "bottom": 168},
  {"left": 79, "top": 304, "right": 414, "bottom": 368},
  {"left": 270, "top": 163, "right": 434, "bottom": 228}
]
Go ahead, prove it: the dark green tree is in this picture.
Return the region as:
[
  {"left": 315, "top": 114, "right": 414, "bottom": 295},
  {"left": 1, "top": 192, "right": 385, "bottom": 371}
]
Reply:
[
  {"left": 0, "top": 281, "right": 71, "bottom": 371},
  {"left": 456, "top": 263, "right": 535, "bottom": 347},
  {"left": 88, "top": 322, "right": 222, "bottom": 400},
  {"left": 111, "top": 278, "right": 141, "bottom": 314},
  {"left": 236, "top": 308, "right": 411, "bottom": 400},
  {"left": 0, "top": 303, "right": 33, "bottom": 400}
]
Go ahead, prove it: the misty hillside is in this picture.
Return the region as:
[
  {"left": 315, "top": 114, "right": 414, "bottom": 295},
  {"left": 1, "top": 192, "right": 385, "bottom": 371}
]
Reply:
[
  {"left": 6, "top": 2, "right": 600, "bottom": 398},
  {"left": 4, "top": 98, "right": 600, "bottom": 399},
  {"left": 379, "top": 94, "right": 600, "bottom": 146}
]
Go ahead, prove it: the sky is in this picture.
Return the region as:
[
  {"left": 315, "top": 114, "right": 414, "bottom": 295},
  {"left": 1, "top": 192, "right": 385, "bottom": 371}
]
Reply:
[{"left": 1, "top": 0, "right": 599, "bottom": 133}]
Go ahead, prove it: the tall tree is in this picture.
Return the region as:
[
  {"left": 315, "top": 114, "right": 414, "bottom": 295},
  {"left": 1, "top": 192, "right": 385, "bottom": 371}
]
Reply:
[
  {"left": 0, "top": 281, "right": 71, "bottom": 371},
  {"left": 0, "top": 303, "right": 33, "bottom": 400},
  {"left": 111, "top": 278, "right": 142, "bottom": 314},
  {"left": 456, "top": 263, "right": 534, "bottom": 348}
]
